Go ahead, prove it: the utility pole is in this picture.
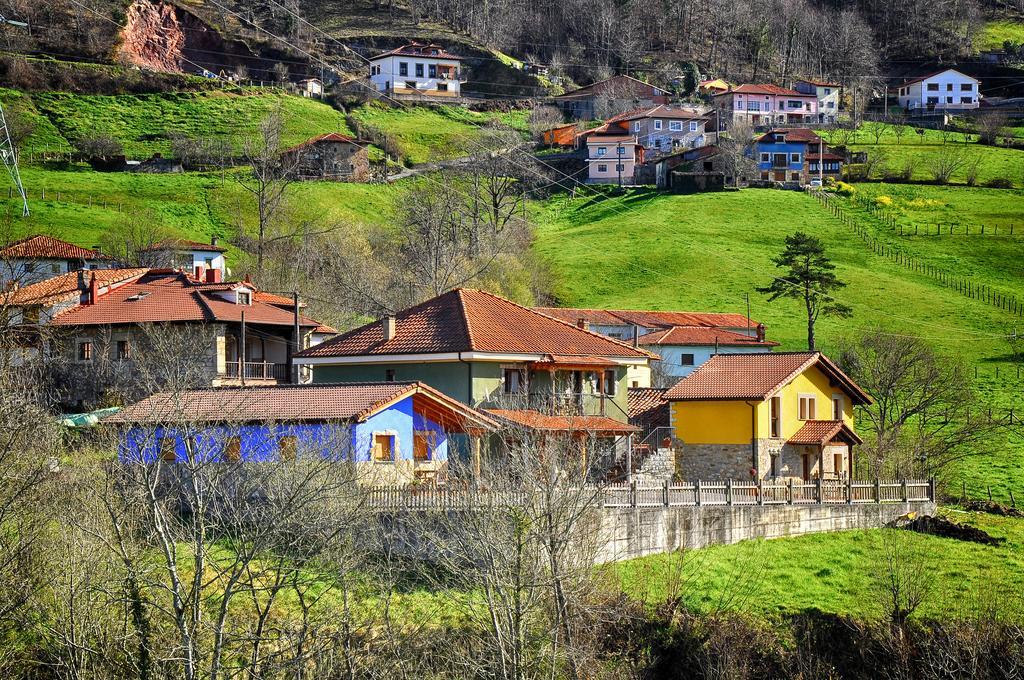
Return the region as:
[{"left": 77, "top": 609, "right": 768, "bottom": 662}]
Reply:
[
  {"left": 240, "top": 310, "right": 247, "bottom": 387},
  {"left": 617, "top": 143, "right": 624, "bottom": 187},
  {"left": 292, "top": 291, "right": 301, "bottom": 384}
]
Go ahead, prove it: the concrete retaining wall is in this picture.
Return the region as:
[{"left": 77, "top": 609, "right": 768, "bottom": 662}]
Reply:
[{"left": 593, "top": 500, "right": 936, "bottom": 564}]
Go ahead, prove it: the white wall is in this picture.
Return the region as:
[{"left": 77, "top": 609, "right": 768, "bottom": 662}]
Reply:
[
  {"left": 898, "top": 71, "right": 979, "bottom": 110},
  {"left": 645, "top": 344, "right": 768, "bottom": 380},
  {"left": 370, "top": 55, "right": 462, "bottom": 96}
]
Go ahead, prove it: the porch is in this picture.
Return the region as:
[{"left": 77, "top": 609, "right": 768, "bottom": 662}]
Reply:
[{"left": 215, "top": 325, "right": 297, "bottom": 385}]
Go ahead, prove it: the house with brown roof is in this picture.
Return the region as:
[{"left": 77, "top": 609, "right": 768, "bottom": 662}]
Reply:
[
  {"left": 712, "top": 84, "right": 817, "bottom": 128},
  {"left": 554, "top": 75, "right": 669, "bottom": 120},
  {"left": 369, "top": 42, "right": 465, "bottom": 98},
  {"left": 17, "top": 269, "right": 333, "bottom": 408},
  {"left": 0, "top": 235, "right": 113, "bottom": 288},
  {"left": 107, "top": 381, "right": 497, "bottom": 485},
  {"left": 755, "top": 128, "right": 843, "bottom": 184},
  {"left": 281, "top": 133, "right": 371, "bottom": 182},
  {"left": 664, "top": 352, "right": 871, "bottom": 481},
  {"left": 600, "top": 105, "right": 715, "bottom": 155},
  {"left": 294, "top": 289, "right": 655, "bottom": 446},
  {"left": 532, "top": 307, "right": 776, "bottom": 385}
]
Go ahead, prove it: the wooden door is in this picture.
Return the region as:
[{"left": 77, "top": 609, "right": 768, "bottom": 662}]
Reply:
[
  {"left": 413, "top": 431, "right": 434, "bottom": 461},
  {"left": 802, "top": 454, "right": 811, "bottom": 481}
]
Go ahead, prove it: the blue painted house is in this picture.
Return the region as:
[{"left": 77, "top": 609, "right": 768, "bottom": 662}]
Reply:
[
  {"left": 105, "top": 382, "right": 498, "bottom": 485},
  {"left": 754, "top": 128, "right": 841, "bottom": 184}
]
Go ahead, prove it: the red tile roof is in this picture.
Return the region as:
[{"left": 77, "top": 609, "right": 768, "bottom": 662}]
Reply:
[
  {"left": 296, "top": 289, "right": 654, "bottom": 360},
  {"left": 663, "top": 352, "right": 871, "bottom": 404},
  {"left": 105, "top": 381, "right": 498, "bottom": 429},
  {"left": 720, "top": 84, "right": 810, "bottom": 97},
  {"left": 0, "top": 235, "right": 111, "bottom": 261},
  {"left": 371, "top": 42, "right": 464, "bottom": 61},
  {"left": 637, "top": 326, "right": 778, "bottom": 347},
  {"left": 141, "top": 239, "right": 227, "bottom": 253},
  {"left": 2, "top": 268, "right": 147, "bottom": 307},
  {"left": 788, "top": 420, "right": 863, "bottom": 446},
  {"left": 533, "top": 307, "right": 760, "bottom": 329},
  {"left": 605, "top": 105, "right": 709, "bottom": 124},
  {"left": 757, "top": 128, "right": 823, "bottom": 144},
  {"left": 484, "top": 409, "right": 639, "bottom": 434},
  {"left": 48, "top": 270, "right": 322, "bottom": 328},
  {"left": 797, "top": 78, "right": 841, "bottom": 88},
  {"left": 627, "top": 387, "right": 669, "bottom": 430},
  {"left": 554, "top": 75, "right": 666, "bottom": 100}
]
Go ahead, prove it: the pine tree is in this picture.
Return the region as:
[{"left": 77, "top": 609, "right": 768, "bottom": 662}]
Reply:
[{"left": 757, "top": 232, "right": 852, "bottom": 351}]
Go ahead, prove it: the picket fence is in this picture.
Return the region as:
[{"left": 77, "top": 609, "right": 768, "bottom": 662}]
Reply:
[{"left": 362, "top": 478, "right": 934, "bottom": 511}]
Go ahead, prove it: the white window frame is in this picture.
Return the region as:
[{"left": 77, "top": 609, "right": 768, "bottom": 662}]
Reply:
[
  {"left": 633, "top": 121, "right": 640, "bottom": 132},
  {"left": 760, "top": 152, "right": 770, "bottom": 162},
  {"left": 790, "top": 153, "right": 801, "bottom": 163},
  {"left": 371, "top": 430, "right": 399, "bottom": 463},
  {"left": 502, "top": 366, "right": 526, "bottom": 395},
  {"left": 689, "top": 121, "right": 698, "bottom": 132},
  {"left": 832, "top": 393, "right": 844, "bottom": 421},
  {"left": 653, "top": 119, "right": 663, "bottom": 130},
  {"left": 597, "top": 147, "right": 607, "bottom": 157},
  {"left": 669, "top": 120, "right": 682, "bottom": 131}
]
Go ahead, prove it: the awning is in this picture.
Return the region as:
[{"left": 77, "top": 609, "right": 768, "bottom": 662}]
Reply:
[
  {"left": 484, "top": 409, "right": 640, "bottom": 435},
  {"left": 788, "top": 420, "right": 863, "bottom": 447},
  {"left": 60, "top": 406, "right": 122, "bottom": 428}
]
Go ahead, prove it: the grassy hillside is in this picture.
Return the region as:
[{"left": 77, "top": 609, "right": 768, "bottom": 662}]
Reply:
[
  {"left": 0, "top": 89, "right": 72, "bottom": 154},
  {"left": 27, "top": 89, "right": 353, "bottom": 159},
  {"left": 613, "top": 508, "right": 1024, "bottom": 620},
  {"left": 350, "top": 102, "right": 530, "bottom": 165},
  {"left": 826, "top": 123, "right": 1024, "bottom": 187},
  {"left": 533, "top": 187, "right": 1024, "bottom": 497},
  {"left": 976, "top": 19, "right": 1024, "bottom": 51}
]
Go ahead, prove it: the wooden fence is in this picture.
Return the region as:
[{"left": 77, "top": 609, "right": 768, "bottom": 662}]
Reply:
[{"left": 362, "top": 478, "right": 934, "bottom": 511}]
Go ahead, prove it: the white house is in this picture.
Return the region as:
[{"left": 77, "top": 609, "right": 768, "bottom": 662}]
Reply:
[
  {"left": 0, "top": 235, "right": 113, "bottom": 288},
  {"left": 141, "top": 238, "right": 228, "bottom": 282},
  {"left": 298, "top": 78, "right": 323, "bottom": 98},
  {"left": 896, "top": 69, "right": 980, "bottom": 111},
  {"left": 368, "top": 42, "right": 465, "bottom": 98},
  {"left": 585, "top": 134, "right": 642, "bottom": 185},
  {"left": 794, "top": 79, "right": 841, "bottom": 123},
  {"left": 636, "top": 325, "right": 777, "bottom": 382}
]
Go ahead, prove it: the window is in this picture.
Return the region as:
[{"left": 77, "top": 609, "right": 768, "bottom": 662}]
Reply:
[
  {"left": 615, "top": 164, "right": 625, "bottom": 172},
  {"left": 834, "top": 453, "right": 844, "bottom": 476},
  {"left": 946, "top": 83, "right": 953, "bottom": 91},
  {"left": 832, "top": 395, "right": 843, "bottom": 420},
  {"left": 770, "top": 396, "right": 781, "bottom": 438},
  {"left": 633, "top": 121, "right": 640, "bottom": 132},
  {"left": 236, "top": 291, "right": 251, "bottom": 305},
  {"left": 405, "top": 81, "right": 417, "bottom": 90},
  {"left": 824, "top": 88, "right": 831, "bottom": 95},
  {"left": 372, "top": 433, "right": 394, "bottom": 462},
  {"left": 927, "top": 96, "right": 939, "bottom": 104},
  {"left": 159, "top": 437, "right": 176, "bottom": 462},
  {"left": 399, "top": 62, "right": 408, "bottom": 76},
  {"left": 746, "top": 101, "right": 761, "bottom": 111},
  {"left": 927, "top": 83, "right": 939, "bottom": 91},
  {"left": 669, "top": 120, "right": 682, "bottom": 131},
  {"left": 50, "top": 263, "right": 60, "bottom": 273},
  {"left": 597, "top": 164, "right": 608, "bottom": 172},
  {"left": 827, "top": 101, "right": 835, "bottom": 108},
  {"left": 385, "top": 369, "right": 396, "bottom": 382},
  {"left": 946, "top": 97, "right": 953, "bottom": 104},
  {"left": 22, "top": 306, "right": 40, "bottom": 324},
  {"left": 616, "top": 145, "right": 625, "bottom": 155},
  {"left": 415, "top": 63, "right": 424, "bottom": 77},
  {"left": 798, "top": 395, "right": 816, "bottom": 420},
  {"left": 791, "top": 172, "right": 800, "bottom": 181},
  {"left": 77, "top": 341, "right": 93, "bottom": 362},
  {"left": 116, "top": 340, "right": 131, "bottom": 360},
  {"left": 503, "top": 367, "right": 526, "bottom": 394},
  {"left": 428, "top": 64, "right": 436, "bottom": 78},
  {"left": 679, "top": 353, "right": 695, "bottom": 366},
  {"left": 414, "top": 431, "right": 436, "bottom": 461},
  {"left": 654, "top": 119, "right": 663, "bottom": 130},
  {"left": 960, "top": 83, "right": 973, "bottom": 91},
  {"left": 770, "top": 454, "right": 778, "bottom": 477},
  {"left": 960, "top": 97, "right": 972, "bottom": 104},
  {"left": 603, "top": 369, "right": 617, "bottom": 396},
  {"left": 278, "top": 436, "right": 297, "bottom": 461},
  {"left": 689, "top": 121, "right": 698, "bottom": 132},
  {"left": 223, "top": 437, "right": 242, "bottom": 463},
  {"left": 760, "top": 152, "right": 770, "bottom": 162},
  {"left": 790, "top": 153, "right": 800, "bottom": 163},
  {"left": 597, "top": 147, "right": 607, "bottom": 156},
  {"left": 437, "top": 83, "right": 448, "bottom": 91},
  {"left": 204, "top": 257, "right": 214, "bottom": 269}
]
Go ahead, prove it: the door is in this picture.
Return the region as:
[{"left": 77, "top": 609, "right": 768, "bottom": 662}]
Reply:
[
  {"left": 773, "top": 171, "right": 786, "bottom": 181},
  {"left": 802, "top": 454, "right": 811, "bottom": 481}
]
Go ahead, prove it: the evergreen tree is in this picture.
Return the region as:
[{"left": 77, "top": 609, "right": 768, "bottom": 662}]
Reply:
[{"left": 757, "top": 232, "right": 852, "bottom": 351}]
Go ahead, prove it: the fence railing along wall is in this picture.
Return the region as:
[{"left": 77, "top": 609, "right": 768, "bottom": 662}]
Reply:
[{"left": 363, "top": 478, "right": 934, "bottom": 511}]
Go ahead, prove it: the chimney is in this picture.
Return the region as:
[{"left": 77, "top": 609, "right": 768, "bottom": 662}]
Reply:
[
  {"left": 632, "top": 324, "right": 640, "bottom": 347},
  {"left": 211, "top": 235, "right": 219, "bottom": 247},
  {"left": 576, "top": 317, "right": 590, "bottom": 332},
  {"left": 756, "top": 323, "right": 766, "bottom": 343},
  {"left": 383, "top": 315, "right": 396, "bottom": 341},
  {"left": 87, "top": 273, "right": 98, "bottom": 305},
  {"left": 206, "top": 268, "right": 222, "bottom": 283},
  {"left": 194, "top": 265, "right": 205, "bottom": 281}
]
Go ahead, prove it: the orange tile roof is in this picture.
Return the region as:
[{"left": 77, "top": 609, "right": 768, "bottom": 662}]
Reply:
[
  {"left": 788, "top": 420, "right": 863, "bottom": 446},
  {"left": 371, "top": 42, "right": 463, "bottom": 61},
  {"left": 533, "top": 307, "right": 760, "bottom": 329},
  {"left": 105, "top": 381, "right": 498, "bottom": 428},
  {"left": 0, "top": 235, "right": 111, "bottom": 261},
  {"left": 757, "top": 128, "right": 823, "bottom": 144},
  {"left": 604, "top": 105, "right": 709, "bottom": 124},
  {"left": 297, "top": 289, "right": 654, "bottom": 360},
  {"left": 722, "top": 84, "right": 810, "bottom": 97},
  {"left": 48, "top": 270, "right": 323, "bottom": 329},
  {"left": 2, "top": 268, "right": 147, "bottom": 307},
  {"left": 637, "top": 326, "right": 778, "bottom": 347},
  {"left": 663, "top": 352, "right": 871, "bottom": 404},
  {"left": 484, "top": 409, "right": 639, "bottom": 434},
  {"left": 627, "top": 387, "right": 669, "bottom": 430}
]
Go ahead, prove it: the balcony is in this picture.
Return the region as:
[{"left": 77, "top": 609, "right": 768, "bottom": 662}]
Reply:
[{"left": 219, "top": 360, "right": 290, "bottom": 383}]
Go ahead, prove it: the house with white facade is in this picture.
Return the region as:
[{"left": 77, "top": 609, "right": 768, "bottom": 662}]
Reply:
[
  {"left": 368, "top": 42, "right": 465, "bottom": 98},
  {"left": 794, "top": 79, "right": 841, "bottom": 123},
  {"left": 0, "top": 235, "right": 113, "bottom": 289},
  {"left": 141, "top": 238, "right": 228, "bottom": 283},
  {"left": 584, "top": 134, "right": 643, "bottom": 185},
  {"left": 895, "top": 69, "right": 980, "bottom": 111}
]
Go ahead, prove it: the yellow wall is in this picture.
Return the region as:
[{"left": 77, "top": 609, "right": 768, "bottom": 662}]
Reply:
[
  {"left": 671, "top": 400, "right": 753, "bottom": 444},
  {"left": 672, "top": 364, "right": 856, "bottom": 444}
]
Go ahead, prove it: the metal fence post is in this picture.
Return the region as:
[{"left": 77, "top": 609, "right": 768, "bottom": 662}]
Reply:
[
  {"left": 786, "top": 478, "right": 793, "bottom": 504},
  {"left": 815, "top": 477, "right": 822, "bottom": 504},
  {"left": 630, "top": 480, "right": 637, "bottom": 508},
  {"left": 695, "top": 479, "right": 702, "bottom": 506},
  {"left": 847, "top": 477, "right": 853, "bottom": 504},
  {"left": 757, "top": 478, "right": 764, "bottom": 505},
  {"left": 874, "top": 478, "right": 881, "bottom": 503},
  {"left": 664, "top": 479, "right": 670, "bottom": 507},
  {"left": 726, "top": 479, "right": 733, "bottom": 505}
]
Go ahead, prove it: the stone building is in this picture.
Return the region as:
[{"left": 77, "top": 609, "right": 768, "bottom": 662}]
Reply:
[{"left": 282, "top": 133, "right": 371, "bottom": 182}]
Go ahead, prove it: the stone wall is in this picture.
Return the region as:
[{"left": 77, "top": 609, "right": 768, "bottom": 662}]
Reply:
[
  {"left": 593, "top": 500, "right": 935, "bottom": 564},
  {"left": 681, "top": 441, "right": 854, "bottom": 482},
  {"left": 678, "top": 443, "right": 754, "bottom": 480},
  {"left": 633, "top": 447, "right": 677, "bottom": 485}
]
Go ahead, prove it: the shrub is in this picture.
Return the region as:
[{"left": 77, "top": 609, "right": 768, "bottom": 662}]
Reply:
[
  {"left": 874, "top": 195, "right": 894, "bottom": 208},
  {"left": 984, "top": 177, "right": 1014, "bottom": 189},
  {"left": 834, "top": 181, "right": 856, "bottom": 197}
]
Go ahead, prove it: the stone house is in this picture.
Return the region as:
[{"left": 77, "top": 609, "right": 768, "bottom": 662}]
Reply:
[
  {"left": 664, "top": 352, "right": 871, "bottom": 481},
  {"left": 604, "top": 105, "right": 715, "bottom": 156},
  {"left": 282, "top": 133, "right": 371, "bottom": 182},
  {"left": 0, "top": 235, "right": 113, "bottom": 288}
]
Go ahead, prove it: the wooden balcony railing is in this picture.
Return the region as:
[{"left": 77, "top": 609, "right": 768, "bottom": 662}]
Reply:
[{"left": 221, "top": 361, "right": 289, "bottom": 382}]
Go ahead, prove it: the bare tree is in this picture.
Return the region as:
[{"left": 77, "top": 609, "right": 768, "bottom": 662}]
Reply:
[
  {"left": 98, "top": 210, "right": 176, "bottom": 268},
  {"left": 890, "top": 115, "right": 909, "bottom": 146},
  {"left": 717, "top": 120, "right": 757, "bottom": 188},
  {"left": 975, "top": 110, "right": 1008, "bottom": 146},
  {"left": 927, "top": 143, "right": 968, "bottom": 184},
  {"left": 74, "top": 134, "right": 123, "bottom": 161},
  {"left": 528, "top": 105, "right": 565, "bottom": 146}
]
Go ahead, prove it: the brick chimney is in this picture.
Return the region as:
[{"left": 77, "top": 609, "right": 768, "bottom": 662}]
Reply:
[
  {"left": 632, "top": 324, "right": 641, "bottom": 347},
  {"left": 756, "top": 323, "right": 766, "bottom": 343},
  {"left": 86, "top": 273, "right": 98, "bottom": 305},
  {"left": 576, "top": 317, "right": 590, "bottom": 332},
  {"left": 383, "top": 315, "right": 396, "bottom": 341},
  {"left": 194, "top": 265, "right": 205, "bottom": 281},
  {"left": 206, "top": 268, "right": 222, "bottom": 283}
]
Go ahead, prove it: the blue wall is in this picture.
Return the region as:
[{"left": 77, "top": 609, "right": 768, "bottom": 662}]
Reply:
[
  {"left": 755, "top": 140, "right": 807, "bottom": 172},
  {"left": 120, "top": 395, "right": 451, "bottom": 463}
]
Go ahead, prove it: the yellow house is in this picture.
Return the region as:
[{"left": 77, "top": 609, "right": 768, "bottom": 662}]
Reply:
[
  {"left": 664, "top": 352, "right": 871, "bottom": 481},
  {"left": 698, "top": 78, "right": 734, "bottom": 96}
]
